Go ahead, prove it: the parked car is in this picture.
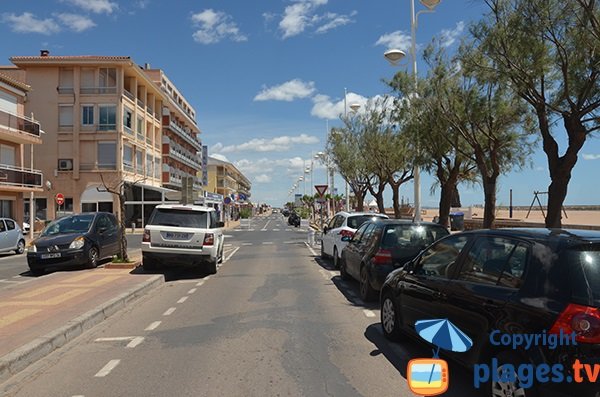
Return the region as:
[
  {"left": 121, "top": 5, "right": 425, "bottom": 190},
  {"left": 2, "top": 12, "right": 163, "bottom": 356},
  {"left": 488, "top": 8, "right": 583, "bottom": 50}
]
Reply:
[
  {"left": 340, "top": 219, "right": 449, "bottom": 301},
  {"left": 321, "top": 211, "right": 389, "bottom": 268},
  {"left": 288, "top": 212, "right": 301, "bottom": 227},
  {"left": 0, "top": 217, "right": 26, "bottom": 255},
  {"left": 142, "top": 204, "right": 225, "bottom": 274},
  {"left": 282, "top": 208, "right": 290, "bottom": 217},
  {"left": 27, "top": 212, "right": 120, "bottom": 274},
  {"left": 380, "top": 228, "right": 600, "bottom": 397}
]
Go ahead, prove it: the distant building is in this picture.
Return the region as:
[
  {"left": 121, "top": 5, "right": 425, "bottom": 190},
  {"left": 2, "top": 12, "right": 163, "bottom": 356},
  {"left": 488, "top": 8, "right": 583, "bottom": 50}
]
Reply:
[
  {"left": 0, "top": 71, "right": 43, "bottom": 225},
  {"left": 206, "top": 156, "right": 251, "bottom": 220}
]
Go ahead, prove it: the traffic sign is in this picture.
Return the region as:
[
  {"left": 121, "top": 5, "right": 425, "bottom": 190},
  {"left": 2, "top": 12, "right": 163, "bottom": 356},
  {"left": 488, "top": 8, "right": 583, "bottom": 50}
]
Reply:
[
  {"left": 315, "top": 185, "right": 328, "bottom": 197},
  {"left": 55, "top": 193, "right": 65, "bottom": 206}
]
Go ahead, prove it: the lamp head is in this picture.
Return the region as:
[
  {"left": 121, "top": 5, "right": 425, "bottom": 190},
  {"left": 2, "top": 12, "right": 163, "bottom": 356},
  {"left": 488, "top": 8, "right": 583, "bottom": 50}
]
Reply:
[
  {"left": 384, "top": 49, "right": 407, "bottom": 65},
  {"left": 349, "top": 103, "right": 361, "bottom": 112}
]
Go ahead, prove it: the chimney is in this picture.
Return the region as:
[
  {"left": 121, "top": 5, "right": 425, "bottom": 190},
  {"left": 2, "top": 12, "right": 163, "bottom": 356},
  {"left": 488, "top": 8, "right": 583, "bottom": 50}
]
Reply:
[
  {"left": 144, "top": 63, "right": 150, "bottom": 69},
  {"left": 40, "top": 49, "right": 50, "bottom": 57}
]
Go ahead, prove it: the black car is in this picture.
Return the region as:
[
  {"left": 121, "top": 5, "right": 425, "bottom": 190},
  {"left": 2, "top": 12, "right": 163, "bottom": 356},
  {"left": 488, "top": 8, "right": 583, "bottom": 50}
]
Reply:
[
  {"left": 288, "top": 212, "right": 301, "bottom": 227},
  {"left": 27, "top": 212, "right": 121, "bottom": 274},
  {"left": 340, "top": 219, "right": 449, "bottom": 301},
  {"left": 380, "top": 228, "right": 600, "bottom": 397}
]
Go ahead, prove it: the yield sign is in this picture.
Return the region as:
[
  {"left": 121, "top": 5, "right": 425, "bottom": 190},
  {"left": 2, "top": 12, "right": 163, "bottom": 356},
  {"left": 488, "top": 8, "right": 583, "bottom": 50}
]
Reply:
[{"left": 314, "top": 184, "right": 328, "bottom": 197}]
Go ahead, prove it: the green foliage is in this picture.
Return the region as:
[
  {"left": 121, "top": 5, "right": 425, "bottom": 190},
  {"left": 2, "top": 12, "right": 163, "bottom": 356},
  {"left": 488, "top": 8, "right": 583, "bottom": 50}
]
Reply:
[{"left": 239, "top": 207, "right": 253, "bottom": 219}]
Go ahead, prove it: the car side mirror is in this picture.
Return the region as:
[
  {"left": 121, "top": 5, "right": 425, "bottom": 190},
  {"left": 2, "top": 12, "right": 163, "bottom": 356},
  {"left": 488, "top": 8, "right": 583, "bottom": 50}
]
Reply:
[
  {"left": 216, "top": 221, "right": 225, "bottom": 228},
  {"left": 98, "top": 226, "right": 108, "bottom": 234},
  {"left": 323, "top": 226, "right": 329, "bottom": 234}
]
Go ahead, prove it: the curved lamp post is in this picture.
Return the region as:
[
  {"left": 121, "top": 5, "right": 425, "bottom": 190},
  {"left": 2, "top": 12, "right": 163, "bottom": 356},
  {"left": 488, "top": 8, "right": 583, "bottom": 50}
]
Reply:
[{"left": 384, "top": 0, "right": 441, "bottom": 222}]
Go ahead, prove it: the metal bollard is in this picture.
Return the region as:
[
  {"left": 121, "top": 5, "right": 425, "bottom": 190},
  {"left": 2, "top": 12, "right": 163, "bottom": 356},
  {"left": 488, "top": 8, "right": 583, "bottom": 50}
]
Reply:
[{"left": 308, "top": 229, "right": 315, "bottom": 246}]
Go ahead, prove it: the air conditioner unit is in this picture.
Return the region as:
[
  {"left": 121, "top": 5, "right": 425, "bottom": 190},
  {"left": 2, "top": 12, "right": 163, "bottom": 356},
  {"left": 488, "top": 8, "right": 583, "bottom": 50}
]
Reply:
[{"left": 58, "top": 159, "right": 73, "bottom": 171}]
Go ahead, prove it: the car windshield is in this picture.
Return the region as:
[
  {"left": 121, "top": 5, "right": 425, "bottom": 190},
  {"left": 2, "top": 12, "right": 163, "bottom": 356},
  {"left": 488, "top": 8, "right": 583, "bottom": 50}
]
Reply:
[
  {"left": 381, "top": 224, "right": 450, "bottom": 249},
  {"left": 148, "top": 208, "right": 209, "bottom": 228},
  {"left": 347, "top": 215, "right": 385, "bottom": 229},
  {"left": 41, "top": 214, "right": 94, "bottom": 236},
  {"left": 565, "top": 244, "right": 600, "bottom": 306}
]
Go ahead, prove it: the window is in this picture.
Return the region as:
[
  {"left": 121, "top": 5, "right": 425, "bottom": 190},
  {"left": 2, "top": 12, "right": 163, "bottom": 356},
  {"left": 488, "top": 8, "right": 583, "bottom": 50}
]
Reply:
[
  {"left": 148, "top": 208, "right": 209, "bottom": 229},
  {"left": 123, "top": 145, "right": 133, "bottom": 169},
  {"left": 415, "top": 235, "right": 469, "bottom": 279},
  {"left": 146, "top": 153, "right": 153, "bottom": 176},
  {"left": 136, "top": 116, "right": 144, "bottom": 135},
  {"left": 98, "top": 105, "right": 116, "bottom": 130},
  {"left": 97, "top": 141, "right": 116, "bottom": 169},
  {"left": 82, "top": 105, "right": 94, "bottom": 126},
  {"left": 0, "top": 144, "right": 16, "bottom": 165},
  {"left": 99, "top": 68, "right": 117, "bottom": 93},
  {"left": 5, "top": 219, "right": 15, "bottom": 230},
  {"left": 81, "top": 68, "right": 95, "bottom": 90},
  {"left": 457, "top": 237, "right": 529, "bottom": 288},
  {"left": 136, "top": 149, "right": 143, "bottom": 173},
  {"left": 0, "top": 220, "right": 6, "bottom": 233},
  {"left": 123, "top": 107, "right": 133, "bottom": 132},
  {"left": 154, "top": 156, "right": 161, "bottom": 178},
  {"left": 58, "top": 68, "right": 74, "bottom": 92},
  {"left": 350, "top": 223, "right": 371, "bottom": 243},
  {"left": 59, "top": 105, "right": 73, "bottom": 127}
]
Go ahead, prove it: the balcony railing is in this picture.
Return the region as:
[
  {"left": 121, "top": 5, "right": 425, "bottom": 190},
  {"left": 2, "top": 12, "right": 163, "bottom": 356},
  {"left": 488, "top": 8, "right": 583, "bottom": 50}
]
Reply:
[
  {"left": 0, "top": 164, "right": 43, "bottom": 188},
  {"left": 0, "top": 109, "right": 42, "bottom": 137},
  {"left": 123, "top": 90, "right": 135, "bottom": 102},
  {"left": 168, "top": 121, "right": 202, "bottom": 150}
]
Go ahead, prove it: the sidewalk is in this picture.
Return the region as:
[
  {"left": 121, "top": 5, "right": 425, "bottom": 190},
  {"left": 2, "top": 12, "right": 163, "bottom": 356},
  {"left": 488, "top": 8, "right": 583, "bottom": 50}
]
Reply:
[{"left": 0, "top": 268, "right": 162, "bottom": 384}]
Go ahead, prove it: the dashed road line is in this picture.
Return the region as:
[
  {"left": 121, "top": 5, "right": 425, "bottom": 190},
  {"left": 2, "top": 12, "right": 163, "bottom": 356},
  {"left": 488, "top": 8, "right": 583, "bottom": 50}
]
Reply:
[
  {"left": 145, "top": 321, "right": 161, "bottom": 331},
  {"left": 127, "top": 336, "right": 144, "bottom": 348},
  {"left": 305, "top": 241, "right": 318, "bottom": 256},
  {"left": 262, "top": 242, "right": 274, "bottom": 245},
  {"left": 242, "top": 242, "right": 253, "bottom": 246},
  {"left": 95, "top": 360, "right": 120, "bottom": 377},
  {"left": 187, "top": 288, "right": 197, "bottom": 294},
  {"left": 363, "top": 310, "right": 376, "bottom": 318},
  {"left": 224, "top": 243, "right": 232, "bottom": 247},
  {"left": 163, "top": 307, "right": 176, "bottom": 316},
  {"left": 177, "top": 296, "right": 188, "bottom": 303},
  {"left": 224, "top": 246, "right": 240, "bottom": 262},
  {"left": 196, "top": 280, "right": 205, "bottom": 287}
]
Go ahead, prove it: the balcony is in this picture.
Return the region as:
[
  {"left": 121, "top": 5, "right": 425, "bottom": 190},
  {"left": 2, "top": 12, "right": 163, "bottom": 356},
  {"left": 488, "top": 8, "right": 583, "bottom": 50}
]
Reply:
[
  {"left": 123, "top": 90, "right": 135, "bottom": 102},
  {"left": 0, "top": 109, "right": 43, "bottom": 144},
  {"left": 80, "top": 86, "right": 117, "bottom": 95},
  {"left": 167, "top": 121, "right": 202, "bottom": 150},
  {"left": 0, "top": 164, "right": 43, "bottom": 189}
]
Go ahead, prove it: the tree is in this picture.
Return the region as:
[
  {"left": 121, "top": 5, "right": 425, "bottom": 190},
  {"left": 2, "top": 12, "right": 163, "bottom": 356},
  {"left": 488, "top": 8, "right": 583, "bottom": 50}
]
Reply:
[
  {"left": 99, "top": 174, "right": 145, "bottom": 261},
  {"left": 469, "top": 0, "right": 600, "bottom": 227}
]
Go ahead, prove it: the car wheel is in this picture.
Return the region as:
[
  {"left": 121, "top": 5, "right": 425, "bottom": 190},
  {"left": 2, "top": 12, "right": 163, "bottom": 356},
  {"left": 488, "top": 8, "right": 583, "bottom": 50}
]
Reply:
[
  {"left": 15, "top": 239, "right": 25, "bottom": 255},
  {"left": 381, "top": 291, "right": 403, "bottom": 341},
  {"left": 333, "top": 247, "right": 340, "bottom": 269},
  {"left": 360, "top": 265, "right": 377, "bottom": 302},
  {"left": 339, "top": 255, "right": 350, "bottom": 280},
  {"left": 206, "top": 257, "right": 218, "bottom": 275},
  {"left": 490, "top": 352, "right": 538, "bottom": 397},
  {"left": 87, "top": 246, "right": 99, "bottom": 269}
]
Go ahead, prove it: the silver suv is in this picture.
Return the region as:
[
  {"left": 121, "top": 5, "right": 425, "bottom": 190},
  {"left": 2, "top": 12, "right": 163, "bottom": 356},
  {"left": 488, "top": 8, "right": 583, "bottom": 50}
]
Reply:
[{"left": 141, "top": 204, "right": 225, "bottom": 274}]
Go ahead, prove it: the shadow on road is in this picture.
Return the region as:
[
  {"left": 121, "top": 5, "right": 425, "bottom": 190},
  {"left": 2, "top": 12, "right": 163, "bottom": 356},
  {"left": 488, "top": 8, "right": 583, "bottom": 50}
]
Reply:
[{"left": 130, "top": 265, "right": 212, "bottom": 282}]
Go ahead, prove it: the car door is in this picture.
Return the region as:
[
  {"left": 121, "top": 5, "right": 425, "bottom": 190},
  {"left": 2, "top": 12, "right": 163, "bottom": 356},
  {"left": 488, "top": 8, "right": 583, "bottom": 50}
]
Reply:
[
  {"left": 94, "top": 214, "right": 118, "bottom": 258},
  {"left": 210, "top": 211, "right": 224, "bottom": 253},
  {"left": 443, "top": 235, "right": 530, "bottom": 365},
  {"left": 4, "top": 219, "right": 19, "bottom": 249},
  {"left": 398, "top": 234, "right": 471, "bottom": 332},
  {"left": 0, "top": 220, "right": 9, "bottom": 251},
  {"left": 343, "top": 223, "right": 374, "bottom": 280},
  {"left": 323, "top": 215, "right": 342, "bottom": 256}
]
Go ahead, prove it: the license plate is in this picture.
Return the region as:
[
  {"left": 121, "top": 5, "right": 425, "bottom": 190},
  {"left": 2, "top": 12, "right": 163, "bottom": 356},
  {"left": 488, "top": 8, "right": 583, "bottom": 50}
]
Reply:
[
  {"left": 165, "top": 232, "right": 189, "bottom": 240},
  {"left": 41, "top": 253, "right": 61, "bottom": 259}
]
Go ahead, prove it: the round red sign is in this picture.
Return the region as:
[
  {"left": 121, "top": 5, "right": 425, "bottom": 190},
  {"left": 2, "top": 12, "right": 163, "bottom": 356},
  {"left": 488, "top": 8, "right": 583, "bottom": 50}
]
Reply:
[{"left": 55, "top": 193, "right": 65, "bottom": 206}]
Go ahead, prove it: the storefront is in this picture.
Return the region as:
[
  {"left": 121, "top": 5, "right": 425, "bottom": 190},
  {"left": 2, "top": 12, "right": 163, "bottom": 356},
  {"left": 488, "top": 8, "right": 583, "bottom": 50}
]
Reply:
[
  {"left": 195, "top": 192, "right": 223, "bottom": 221},
  {"left": 123, "top": 183, "right": 179, "bottom": 228}
]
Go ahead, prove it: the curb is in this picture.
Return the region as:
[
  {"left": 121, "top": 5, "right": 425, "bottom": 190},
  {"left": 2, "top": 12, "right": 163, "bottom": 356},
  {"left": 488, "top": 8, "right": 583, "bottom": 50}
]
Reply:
[{"left": 0, "top": 274, "right": 163, "bottom": 384}]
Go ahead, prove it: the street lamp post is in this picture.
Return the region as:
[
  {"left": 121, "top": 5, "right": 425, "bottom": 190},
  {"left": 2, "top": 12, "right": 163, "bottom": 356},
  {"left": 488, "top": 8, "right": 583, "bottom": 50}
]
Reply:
[{"left": 384, "top": 0, "right": 440, "bottom": 222}]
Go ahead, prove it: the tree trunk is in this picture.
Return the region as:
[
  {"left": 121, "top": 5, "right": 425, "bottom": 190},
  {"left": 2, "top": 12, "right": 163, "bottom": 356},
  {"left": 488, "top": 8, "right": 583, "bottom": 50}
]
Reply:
[
  {"left": 546, "top": 177, "right": 569, "bottom": 228},
  {"left": 438, "top": 182, "right": 454, "bottom": 228},
  {"left": 355, "top": 190, "right": 365, "bottom": 212},
  {"left": 391, "top": 184, "right": 401, "bottom": 219},
  {"left": 118, "top": 193, "right": 129, "bottom": 261},
  {"left": 482, "top": 177, "right": 497, "bottom": 229}
]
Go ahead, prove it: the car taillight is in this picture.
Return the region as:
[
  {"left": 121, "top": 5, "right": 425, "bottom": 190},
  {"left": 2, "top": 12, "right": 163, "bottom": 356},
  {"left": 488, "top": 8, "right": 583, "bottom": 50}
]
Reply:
[
  {"left": 142, "top": 229, "right": 151, "bottom": 243},
  {"left": 549, "top": 303, "right": 600, "bottom": 344},
  {"left": 373, "top": 248, "right": 392, "bottom": 265},
  {"left": 339, "top": 229, "right": 354, "bottom": 239},
  {"left": 203, "top": 233, "right": 214, "bottom": 246}
]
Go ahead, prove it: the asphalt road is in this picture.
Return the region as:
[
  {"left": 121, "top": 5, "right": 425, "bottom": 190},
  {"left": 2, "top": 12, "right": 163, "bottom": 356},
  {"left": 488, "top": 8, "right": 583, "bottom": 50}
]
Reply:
[{"left": 0, "top": 214, "right": 478, "bottom": 396}]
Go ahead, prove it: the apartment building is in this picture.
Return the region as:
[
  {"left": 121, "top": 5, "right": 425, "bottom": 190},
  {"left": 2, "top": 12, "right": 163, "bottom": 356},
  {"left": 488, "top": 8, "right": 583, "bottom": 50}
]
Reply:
[
  {"left": 142, "top": 67, "right": 203, "bottom": 194},
  {"left": 8, "top": 52, "right": 167, "bottom": 224},
  {"left": 206, "top": 156, "right": 251, "bottom": 220},
  {"left": 0, "top": 71, "right": 43, "bottom": 225}
]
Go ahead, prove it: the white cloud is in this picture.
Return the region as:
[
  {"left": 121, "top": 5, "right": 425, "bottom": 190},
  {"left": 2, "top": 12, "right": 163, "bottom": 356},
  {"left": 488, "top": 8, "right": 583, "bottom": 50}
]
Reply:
[
  {"left": 62, "top": 0, "right": 118, "bottom": 14},
  {"left": 254, "top": 79, "right": 316, "bottom": 102},
  {"left": 375, "top": 30, "right": 412, "bottom": 52},
  {"left": 209, "top": 153, "right": 229, "bottom": 162},
  {"left": 212, "top": 134, "right": 320, "bottom": 154},
  {"left": 583, "top": 154, "right": 600, "bottom": 160},
  {"left": 279, "top": 0, "right": 354, "bottom": 39},
  {"left": 255, "top": 174, "right": 272, "bottom": 183},
  {"left": 191, "top": 9, "right": 247, "bottom": 44},
  {"left": 56, "top": 13, "right": 96, "bottom": 32},
  {"left": 439, "top": 21, "right": 465, "bottom": 48},
  {"left": 310, "top": 92, "right": 371, "bottom": 120},
  {"left": 1, "top": 12, "right": 60, "bottom": 35}
]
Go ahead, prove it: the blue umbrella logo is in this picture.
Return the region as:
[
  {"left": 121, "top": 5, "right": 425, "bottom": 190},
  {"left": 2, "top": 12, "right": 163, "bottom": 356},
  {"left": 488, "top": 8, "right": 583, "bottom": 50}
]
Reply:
[{"left": 415, "top": 318, "right": 473, "bottom": 356}]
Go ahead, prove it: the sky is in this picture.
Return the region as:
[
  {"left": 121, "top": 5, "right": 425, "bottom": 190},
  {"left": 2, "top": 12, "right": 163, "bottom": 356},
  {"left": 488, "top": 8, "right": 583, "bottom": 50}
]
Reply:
[{"left": 1, "top": 0, "right": 598, "bottom": 208}]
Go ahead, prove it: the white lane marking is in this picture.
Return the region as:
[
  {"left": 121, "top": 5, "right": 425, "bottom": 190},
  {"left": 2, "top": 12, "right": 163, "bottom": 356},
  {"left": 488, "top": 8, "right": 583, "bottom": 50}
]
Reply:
[
  {"left": 248, "top": 229, "right": 255, "bottom": 231},
  {"left": 305, "top": 241, "right": 317, "bottom": 256},
  {"left": 127, "top": 337, "right": 145, "bottom": 348},
  {"left": 145, "top": 321, "right": 161, "bottom": 331},
  {"left": 284, "top": 241, "right": 295, "bottom": 244},
  {"left": 329, "top": 270, "right": 337, "bottom": 277},
  {"left": 286, "top": 228, "right": 293, "bottom": 231},
  {"left": 177, "top": 296, "right": 188, "bottom": 303},
  {"left": 188, "top": 288, "right": 197, "bottom": 294},
  {"left": 12, "top": 275, "right": 21, "bottom": 279},
  {"left": 262, "top": 242, "right": 274, "bottom": 245},
  {"left": 196, "top": 280, "right": 205, "bottom": 287},
  {"left": 242, "top": 242, "right": 252, "bottom": 246},
  {"left": 95, "top": 337, "right": 133, "bottom": 342},
  {"left": 363, "top": 310, "right": 376, "bottom": 318},
  {"left": 262, "top": 220, "right": 271, "bottom": 230},
  {"left": 224, "top": 243, "right": 232, "bottom": 247},
  {"left": 163, "top": 307, "right": 176, "bottom": 316},
  {"left": 95, "top": 360, "right": 120, "bottom": 377},
  {"left": 273, "top": 228, "right": 280, "bottom": 231},
  {"left": 223, "top": 234, "right": 233, "bottom": 238},
  {"left": 224, "top": 246, "right": 240, "bottom": 262}
]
